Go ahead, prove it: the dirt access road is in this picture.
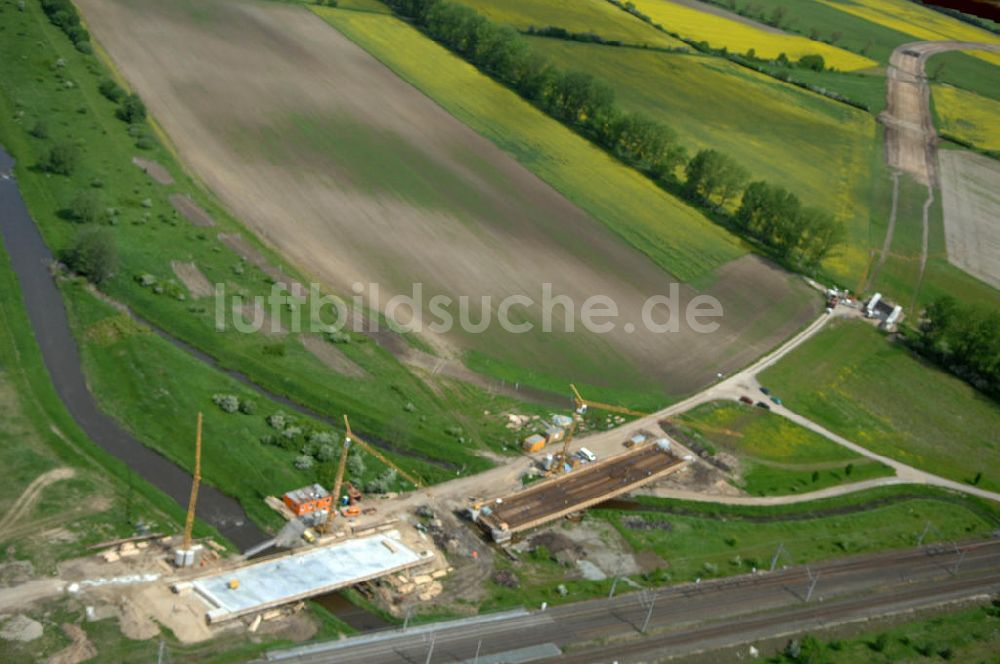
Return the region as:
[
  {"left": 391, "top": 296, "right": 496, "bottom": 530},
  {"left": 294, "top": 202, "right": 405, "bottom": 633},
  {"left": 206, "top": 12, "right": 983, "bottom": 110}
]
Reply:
[
  {"left": 75, "top": 0, "right": 817, "bottom": 396},
  {"left": 879, "top": 40, "right": 1000, "bottom": 294},
  {"left": 882, "top": 41, "right": 1000, "bottom": 186},
  {"left": 342, "top": 305, "right": 1000, "bottom": 531}
]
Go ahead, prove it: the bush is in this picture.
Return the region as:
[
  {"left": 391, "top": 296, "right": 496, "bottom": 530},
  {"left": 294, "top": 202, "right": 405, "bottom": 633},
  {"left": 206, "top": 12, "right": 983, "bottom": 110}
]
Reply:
[
  {"left": 68, "top": 189, "right": 106, "bottom": 224},
  {"left": 238, "top": 399, "right": 256, "bottom": 415},
  {"left": 98, "top": 78, "right": 125, "bottom": 103},
  {"left": 38, "top": 141, "right": 79, "bottom": 175},
  {"left": 116, "top": 94, "right": 146, "bottom": 123},
  {"left": 798, "top": 54, "right": 826, "bottom": 72},
  {"left": 294, "top": 455, "right": 315, "bottom": 470},
  {"left": 61, "top": 227, "right": 117, "bottom": 285},
  {"left": 266, "top": 411, "right": 288, "bottom": 430},
  {"left": 212, "top": 394, "right": 240, "bottom": 413},
  {"left": 28, "top": 120, "right": 49, "bottom": 139},
  {"left": 316, "top": 444, "right": 336, "bottom": 462}
]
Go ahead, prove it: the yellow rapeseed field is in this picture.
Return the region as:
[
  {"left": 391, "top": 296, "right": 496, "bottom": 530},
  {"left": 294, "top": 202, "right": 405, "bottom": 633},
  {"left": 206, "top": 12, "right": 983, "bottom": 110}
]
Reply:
[
  {"left": 933, "top": 84, "right": 1000, "bottom": 151},
  {"left": 456, "top": 0, "right": 686, "bottom": 49},
  {"left": 820, "top": 0, "right": 1000, "bottom": 68},
  {"left": 312, "top": 6, "right": 745, "bottom": 284},
  {"left": 628, "top": 0, "right": 877, "bottom": 71}
]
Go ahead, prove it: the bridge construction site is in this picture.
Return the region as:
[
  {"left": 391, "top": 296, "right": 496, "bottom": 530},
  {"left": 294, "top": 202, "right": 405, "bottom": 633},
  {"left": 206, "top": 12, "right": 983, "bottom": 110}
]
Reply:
[
  {"left": 70, "top": 384, "right": 693, "bottom": 640},
  {"left": 474, "top": 441, "right": 685, "bottom": 543}
]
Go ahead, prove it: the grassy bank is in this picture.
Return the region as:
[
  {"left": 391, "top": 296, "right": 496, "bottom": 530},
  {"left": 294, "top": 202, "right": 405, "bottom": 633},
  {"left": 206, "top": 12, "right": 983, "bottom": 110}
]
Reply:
[
  {"left": 760, "top": 319, "right": 1000, "bottom": 492},
  {"left": 764, "top": 601, "right": 1000, "bottom": 663},
  {"left": 674, "top": 401, "right": 893, "bottom": 496}
]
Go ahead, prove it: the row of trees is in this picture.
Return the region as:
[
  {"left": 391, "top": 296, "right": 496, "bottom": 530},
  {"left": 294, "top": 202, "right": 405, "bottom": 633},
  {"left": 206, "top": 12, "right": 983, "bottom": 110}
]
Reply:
[
  {"left": 384, "top": 0, "right": 846, "bottom": 268},
  {"left": 40, "top": 0, "right": 92, "bottom": 53},
  {"left": 918, "top": 297, "right": 1000, "bottom": 400}
]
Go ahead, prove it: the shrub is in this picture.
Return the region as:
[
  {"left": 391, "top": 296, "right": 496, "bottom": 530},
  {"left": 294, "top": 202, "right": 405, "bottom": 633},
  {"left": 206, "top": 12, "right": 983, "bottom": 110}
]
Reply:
[
  {"left": 212, "top": 394, "right": 240, "bottom": 413},
  {"left": 38, "top": 141, "right": 79, "bottom": 175},
  {"left": 28, "top": 120, "right": 49, "bottom": 139},
  {"left": 116, "top": 94, "right": 146, "bottom": 123},
  {"left": 238, "top": 399, "right": 256, "bottom": 415},
  {"left": 61, "top": 227, "right": 117, "bottom": 285},
  {"left": 98, "top": 78, "right": 125, "bottom": 103},
  {"left": 68, "top": 189, "right": 106, "bottom": 224},
  {"left": 294, "top": 455, "right": 315, "bottom": 470},
  {"left": 266, "top": 411, "right": 288, "bottom": 430},
  {"left": 316, "top": 444, "right": 336, "bottom": 462}
]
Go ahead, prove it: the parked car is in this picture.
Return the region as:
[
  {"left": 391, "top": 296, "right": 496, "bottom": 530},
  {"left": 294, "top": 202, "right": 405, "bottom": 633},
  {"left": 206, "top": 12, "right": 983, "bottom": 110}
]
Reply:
[
  {"left": 739, "top": 395, "right": 754, "bottom": 405},
  {"left": 756, "top": 401, "right": 771, "bottom": 410},
  {"left": 760, "top": 386, "right": 771, "bottom": 395},
  {"left": 770, "top": 396, "right": 782, "bottom": 405}
]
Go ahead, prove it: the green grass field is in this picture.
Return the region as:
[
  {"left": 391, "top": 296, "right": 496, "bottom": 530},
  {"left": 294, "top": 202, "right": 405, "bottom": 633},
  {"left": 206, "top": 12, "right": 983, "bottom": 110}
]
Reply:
[
  {"left": 0, "top": 0, "right": 550, "bottom": 481},
  {"left": 455, "top": 0, "right": 686, "bottom": 48},
  {"left": 603, "top": 487, "right": 998, "bottom": 583},
  {"left": 312, "top": 6, "right": 744, "bottom": 287},
  {"left": 526, "top": 38, "right": 878, "bottom": 279},
  {"left": 760, "top": 319, "right": 1000, "bottom": 492},
  {"left": 867, "top": 169, "right": 1000, "bottom": 312},
  {"left": 765, "top": 602, "right": 1000, "bottom": 663},
  {"left": 676, "top": 401, "right": 892, "bottom": 496}
]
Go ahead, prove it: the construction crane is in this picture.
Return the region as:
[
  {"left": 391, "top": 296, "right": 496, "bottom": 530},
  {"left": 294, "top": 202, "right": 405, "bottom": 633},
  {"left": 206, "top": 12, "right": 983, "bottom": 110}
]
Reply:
[
  {"left": 547, "top": 417, "right": 579, "bottom": 477},
  {"left": 182, "top": 412, "right": 203, "bottom": 552},
  {"left": 343, "top": 415, "right": 424, "bottom": 489},
  {"left": 571, "top": 384, "right": 648, "bottom": 418},
  {"left": 316, "top": 415, "right": 423, "bottom": 533}
]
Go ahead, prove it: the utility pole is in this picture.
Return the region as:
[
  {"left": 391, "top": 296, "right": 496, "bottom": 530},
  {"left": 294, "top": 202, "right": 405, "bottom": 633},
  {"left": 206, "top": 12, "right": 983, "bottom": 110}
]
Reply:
[
  {"left": 424, "top": 633, "right": 436, "bottom": 664},
  {"left": 403, "top": 606, "right": 413, "bottom": 631},
  {"left": 770, "top": 542, "right": 786, "bottom": 572},
  {"left": 805, "top": 567, "right": 820, "bottom": 602},
  {"left": 473, "top": 639, "right": 482, "bottom": 664},
  {"left": 609, "top": 575, "right": 620, "bottom": 599},
  {"left": 639, "top": 590, "right": 657, "bottom": 634},
  {"left": 951, "top": 545, "right": 967, "bottom": 576},
  {"left": 917, "top": 521, "right": 932, "bottom": 547}
]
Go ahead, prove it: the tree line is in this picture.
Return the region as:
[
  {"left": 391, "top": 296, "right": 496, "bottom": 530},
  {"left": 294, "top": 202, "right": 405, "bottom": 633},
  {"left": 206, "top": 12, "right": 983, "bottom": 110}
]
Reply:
[
  {"left": 382, "top": 0, "right": 845, "bottom": 268},
  {"left": 916, "top": 297, "right": 1000, "bottom": 401},
  {"left": 40, "top": 0, "right": 92, "bottom": 53}
]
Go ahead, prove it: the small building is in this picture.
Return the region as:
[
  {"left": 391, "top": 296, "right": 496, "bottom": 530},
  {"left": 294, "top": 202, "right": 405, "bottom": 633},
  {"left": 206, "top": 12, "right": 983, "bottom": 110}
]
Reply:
[
  {"left": 522, "top": 434, "right": 547, "bottom": 453},
  {"left": 544, "top": 426, "right": 565, "bottom": 444},
  {"left": 282, "top": 484, "right": 333, "bottom": 517},
  {"left": 550, "top": 414, "right": 574, "bottom": 429}
]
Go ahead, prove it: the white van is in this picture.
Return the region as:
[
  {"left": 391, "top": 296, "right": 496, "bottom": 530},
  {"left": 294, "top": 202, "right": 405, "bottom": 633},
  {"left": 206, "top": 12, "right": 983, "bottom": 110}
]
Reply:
[{"left": 578, "top": 447, "right": 597, "bottom": 463}]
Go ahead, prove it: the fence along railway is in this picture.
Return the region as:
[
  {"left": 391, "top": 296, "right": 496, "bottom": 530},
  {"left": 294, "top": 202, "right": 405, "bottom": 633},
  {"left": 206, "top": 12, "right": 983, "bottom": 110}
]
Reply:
[{"left": 474, "top": 441, "right": 686, "bottom": 543}]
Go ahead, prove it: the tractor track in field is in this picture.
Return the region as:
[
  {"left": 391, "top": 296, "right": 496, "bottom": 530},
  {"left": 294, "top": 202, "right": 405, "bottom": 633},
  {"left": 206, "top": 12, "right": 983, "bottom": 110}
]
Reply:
[{"left": 0, "top": 468, "right": 76, "bottom": 535}]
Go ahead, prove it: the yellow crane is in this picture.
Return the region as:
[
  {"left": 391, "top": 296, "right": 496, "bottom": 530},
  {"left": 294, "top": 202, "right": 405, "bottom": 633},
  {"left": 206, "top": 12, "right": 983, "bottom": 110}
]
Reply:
[
  {"left": 570, "top": 384, "right": 648, "bottom": 418},
  {"left": 547, "top": 417, "right": 579, "bottom": 477},
  {"left": 343, "top": 415, "right": 424, "bottom": 489},
  {"left": 316, "top": 415, "right": 423, "bottom": 534},
  {"left": 182, "top": 412, "right": 203, "bottom": 551}
]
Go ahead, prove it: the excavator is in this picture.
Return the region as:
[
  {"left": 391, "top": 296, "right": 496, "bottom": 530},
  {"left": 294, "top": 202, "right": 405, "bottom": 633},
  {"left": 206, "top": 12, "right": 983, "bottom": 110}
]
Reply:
[{"left": 316, "top": 415, "right": 423, "bottom": 534}]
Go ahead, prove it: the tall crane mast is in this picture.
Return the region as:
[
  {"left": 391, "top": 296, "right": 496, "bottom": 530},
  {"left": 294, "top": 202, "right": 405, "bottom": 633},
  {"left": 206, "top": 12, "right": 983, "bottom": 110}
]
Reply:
[{"left": 182, "top": 412, "right": 203, "bottom": 552}]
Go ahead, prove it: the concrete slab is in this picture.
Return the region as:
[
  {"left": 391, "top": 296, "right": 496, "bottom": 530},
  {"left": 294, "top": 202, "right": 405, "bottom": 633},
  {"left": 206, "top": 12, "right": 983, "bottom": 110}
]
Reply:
[{"left": 192, "top": 533, "right": 425, "bottom": 621}]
